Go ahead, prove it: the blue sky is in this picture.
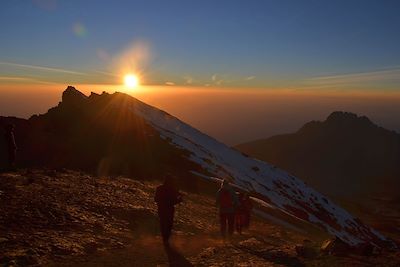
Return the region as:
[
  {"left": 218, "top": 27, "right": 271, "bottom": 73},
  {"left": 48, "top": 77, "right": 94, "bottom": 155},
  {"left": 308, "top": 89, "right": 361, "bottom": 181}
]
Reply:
[{"left": 1, "top": 0, "right": 400, "bottom": 89}]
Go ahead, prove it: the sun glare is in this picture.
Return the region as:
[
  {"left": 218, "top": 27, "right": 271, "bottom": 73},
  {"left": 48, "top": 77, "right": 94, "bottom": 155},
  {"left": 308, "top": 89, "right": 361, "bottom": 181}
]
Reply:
[{"left": 124, "top": 74, "right": 139, "bottom": 88}]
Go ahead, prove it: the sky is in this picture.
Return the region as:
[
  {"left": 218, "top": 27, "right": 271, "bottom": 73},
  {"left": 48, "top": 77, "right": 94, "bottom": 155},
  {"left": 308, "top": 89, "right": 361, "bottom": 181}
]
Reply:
[{"left": 1, "top": 0, "right": 400, "bottom": 144}]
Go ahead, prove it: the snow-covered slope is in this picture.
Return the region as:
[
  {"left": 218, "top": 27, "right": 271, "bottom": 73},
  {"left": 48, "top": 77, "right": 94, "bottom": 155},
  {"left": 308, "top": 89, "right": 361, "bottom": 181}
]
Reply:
[{"left": 128, "top": 95, "right": 392, "bottom": 248}]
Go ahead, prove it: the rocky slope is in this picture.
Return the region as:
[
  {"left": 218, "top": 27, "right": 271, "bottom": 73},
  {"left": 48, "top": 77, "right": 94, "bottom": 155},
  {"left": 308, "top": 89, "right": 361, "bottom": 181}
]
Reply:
[
  {"left": 0, "top": 87, "right": 396, "bottom": 248},
  {"left": 1, "top": 170, "right": 399, "bottom": 266},
  {"left": 236, "top": 111, "right": 400, "bottom": 199}
]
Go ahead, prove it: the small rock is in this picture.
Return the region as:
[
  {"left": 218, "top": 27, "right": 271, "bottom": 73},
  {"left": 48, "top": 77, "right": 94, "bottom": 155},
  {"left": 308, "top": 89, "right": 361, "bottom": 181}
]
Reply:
[
  {"left": 239, "top": 237, "right": 263, "bottom": 248},
  {"left": 321, "top": 237, "right": 351, "bottom": 256},
  {"left": 199, "top": 247, "right": 217, "bottom": 258}
]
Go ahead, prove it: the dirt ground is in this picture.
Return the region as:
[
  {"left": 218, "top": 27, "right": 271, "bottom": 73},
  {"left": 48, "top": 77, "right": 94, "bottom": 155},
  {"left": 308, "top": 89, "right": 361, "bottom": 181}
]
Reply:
[{"left": 1, "top": 170, "right": 399, "bottom": 266}]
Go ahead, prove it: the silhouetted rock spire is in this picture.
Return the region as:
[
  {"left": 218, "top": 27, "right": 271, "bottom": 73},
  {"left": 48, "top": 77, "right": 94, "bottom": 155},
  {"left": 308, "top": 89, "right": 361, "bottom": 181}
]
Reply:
[{"left": 62, "top": 86, "right": 87, "bottom": 107}]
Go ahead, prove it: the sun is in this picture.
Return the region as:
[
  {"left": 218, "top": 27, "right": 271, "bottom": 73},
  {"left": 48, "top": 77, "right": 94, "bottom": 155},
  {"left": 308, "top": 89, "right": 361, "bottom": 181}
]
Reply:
[{"left": 124, "top": 74, "right": 139, "bottom": 88}]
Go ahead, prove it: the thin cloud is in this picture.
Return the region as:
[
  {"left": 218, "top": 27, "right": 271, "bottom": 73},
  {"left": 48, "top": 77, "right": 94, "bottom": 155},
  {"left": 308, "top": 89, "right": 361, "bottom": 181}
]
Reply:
[
  {"left": 92, "top": 70, "right": 120, "bottom": 77},
  {"left": 183, "top": 76, "right": 193, "bottom": 84},
  {"left": 0, "top": 75, "right": 57, "bottom": 84},
  {"left": 0, "top": 61, "right": 87, "bottom": 76},
  {"left": 165, "top": 81, "right": 175, "bottom": 86},
  {"left": 308, "top": 68, "right": 400, "bottom": 84},
  {"left": 0, "top": 76, "right": 31, "bottom": 81},
  {"left": 211, "top": 74, "right": 225, "bottom": 85},
  {"left": 245, "top": 76, "right": 256, "bottom": 80}
]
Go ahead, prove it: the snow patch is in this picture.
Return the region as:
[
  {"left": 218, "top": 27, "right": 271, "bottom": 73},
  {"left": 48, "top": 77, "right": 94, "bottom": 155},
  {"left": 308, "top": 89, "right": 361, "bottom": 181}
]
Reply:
[{"left": 130, "top": 98, "right": 392, "bottom": 247}]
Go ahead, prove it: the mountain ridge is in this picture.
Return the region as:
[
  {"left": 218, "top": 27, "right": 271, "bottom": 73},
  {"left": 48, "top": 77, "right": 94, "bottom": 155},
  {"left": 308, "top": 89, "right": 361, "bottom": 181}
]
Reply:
[
  {"left": 0, "top": 87, "right": 396, "bottom": 249},
  {"left": 236, "top": 111, "right": 400, "bottom": 199}
]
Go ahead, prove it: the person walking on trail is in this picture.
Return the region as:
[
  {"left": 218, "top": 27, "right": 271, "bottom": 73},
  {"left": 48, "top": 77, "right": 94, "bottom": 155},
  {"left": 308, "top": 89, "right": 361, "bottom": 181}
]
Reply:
[
  {"left": 154, "top": 175, "right": 183, "bottom": 245},
  {"left": 216, "top": 179, "right": 238, "bottom": 239},
  {"left": 235, "top": 192, "right": 246, "bottom": 234},
  {"left": 4, "top": 124, "right": 17, "bottom": 171},
  {"left": 241, "top": 193, "right": 253, "bottom": 230}
]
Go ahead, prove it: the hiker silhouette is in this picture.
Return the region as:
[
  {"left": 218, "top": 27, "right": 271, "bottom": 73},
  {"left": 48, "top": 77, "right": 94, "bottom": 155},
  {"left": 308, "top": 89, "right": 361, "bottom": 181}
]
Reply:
[
  {"left": 154, "top": 175, "right": 182, "bottom": 245},
  {"left": 241, "top": 192, "right": 253, "bottom": 230},
  {"left": 216, "top": 179, "right": 238, "bottom": 239},
  {"left": 235, "top": 192, "right": 246, "bottom": 234},
  {"left": 4, "top": 124, "right": 17, "bottom": 170}
]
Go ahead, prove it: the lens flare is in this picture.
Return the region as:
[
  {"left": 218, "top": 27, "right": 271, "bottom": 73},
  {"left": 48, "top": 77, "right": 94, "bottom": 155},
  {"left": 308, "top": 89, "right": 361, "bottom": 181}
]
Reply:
[
  {"left": 124, "top": 74, "right": 139, "bottom": 88},
  {"left": 73, "top": 23, "right": 87, "bottom": 37}
]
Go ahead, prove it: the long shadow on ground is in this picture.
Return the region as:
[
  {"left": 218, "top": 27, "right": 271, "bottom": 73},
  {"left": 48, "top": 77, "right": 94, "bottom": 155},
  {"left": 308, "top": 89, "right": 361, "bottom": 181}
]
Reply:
[
  {"left": 164, "top": 244, "right": 194, "bottom": 267},
  {"left": 236, "top": 244, "right": 305, "bottom": 267}
]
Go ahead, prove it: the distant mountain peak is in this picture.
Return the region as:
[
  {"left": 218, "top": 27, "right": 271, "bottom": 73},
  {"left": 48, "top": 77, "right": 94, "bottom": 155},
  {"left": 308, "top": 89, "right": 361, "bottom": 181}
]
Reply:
[
  {"left": 236, "top": 109, "right": 400, "bottom": 206},
  {"left": 326, "top": 111, "right": 373, "bottom": 126},
  {"left": 62, "top": 86, "right": 87, "bottom": 106},
  {"left": 327, "top": 111, "right": 358, "bottom": 121},
  {"left": 298, "top": 111, "right": 377, "bottom": 134}
]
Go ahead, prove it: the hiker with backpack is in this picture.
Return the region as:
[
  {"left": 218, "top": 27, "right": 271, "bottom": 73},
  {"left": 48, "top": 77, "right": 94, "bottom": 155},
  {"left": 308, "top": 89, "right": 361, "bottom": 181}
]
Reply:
[
  {"left": 235, "top": 192, "right": 246, "bottom": 234},
  {"left": 154, "top": 175, "right": 183, "bottom": 246},
  {"left": 242, "top": 192, "right": 253, "bottom": 230},
  {"left": 235, "top": 192, "right": 253, "bottom": 233},
  {"left": 216, "top": 179, "right": 238, "bottom": 239},
  {"left": 241, "top": 192, "right": 253, "bottom": 230}
]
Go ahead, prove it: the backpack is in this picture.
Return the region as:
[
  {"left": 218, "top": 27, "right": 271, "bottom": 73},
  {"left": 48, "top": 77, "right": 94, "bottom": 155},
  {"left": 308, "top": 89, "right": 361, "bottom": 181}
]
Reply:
[{"left": 220, "top": 189, "right": 233, "bottom": 209}]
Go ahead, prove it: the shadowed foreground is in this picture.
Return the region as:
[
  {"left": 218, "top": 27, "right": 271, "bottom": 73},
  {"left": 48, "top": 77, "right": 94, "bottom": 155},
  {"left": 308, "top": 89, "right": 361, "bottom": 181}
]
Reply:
[{"left": 1, "top": 170, "right": 399, "bottom": 266}]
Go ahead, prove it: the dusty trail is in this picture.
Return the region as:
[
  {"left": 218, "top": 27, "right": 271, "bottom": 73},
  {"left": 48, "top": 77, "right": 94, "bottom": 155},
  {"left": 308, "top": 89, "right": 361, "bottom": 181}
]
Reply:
[
  {"left": 55, "top": 233, "right": 224, "bottom": 267},
  {"left": 2, "top": 170, "right": 400, "bottom": 266},
  {"left": 52, "top": 225, "right": 310, "bottom": 267}
]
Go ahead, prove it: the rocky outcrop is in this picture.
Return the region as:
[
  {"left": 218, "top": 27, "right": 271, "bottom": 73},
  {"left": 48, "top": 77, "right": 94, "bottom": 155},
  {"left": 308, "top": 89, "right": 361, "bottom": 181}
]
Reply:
[{"left": 61, "top": 86, "right": 87, "bottom": 107}]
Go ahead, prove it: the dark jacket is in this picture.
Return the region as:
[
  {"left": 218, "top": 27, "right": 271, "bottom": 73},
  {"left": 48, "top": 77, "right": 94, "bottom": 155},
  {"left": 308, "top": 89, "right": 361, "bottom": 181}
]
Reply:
[
  {"left": 216, "top": 183, "right": 238, "bottom": 214},
  {"left": 154, "top": 183, "right": 182, "bottom": 213}
]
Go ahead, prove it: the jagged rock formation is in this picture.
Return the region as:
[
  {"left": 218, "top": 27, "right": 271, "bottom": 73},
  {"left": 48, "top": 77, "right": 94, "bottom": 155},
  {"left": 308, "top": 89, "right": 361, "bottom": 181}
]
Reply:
[
  {"left": 61, "top": 86, "right": 88, "bottom": 107},
  {"left": 1, "top": 88, "right": 200, "bottom": 186}
]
